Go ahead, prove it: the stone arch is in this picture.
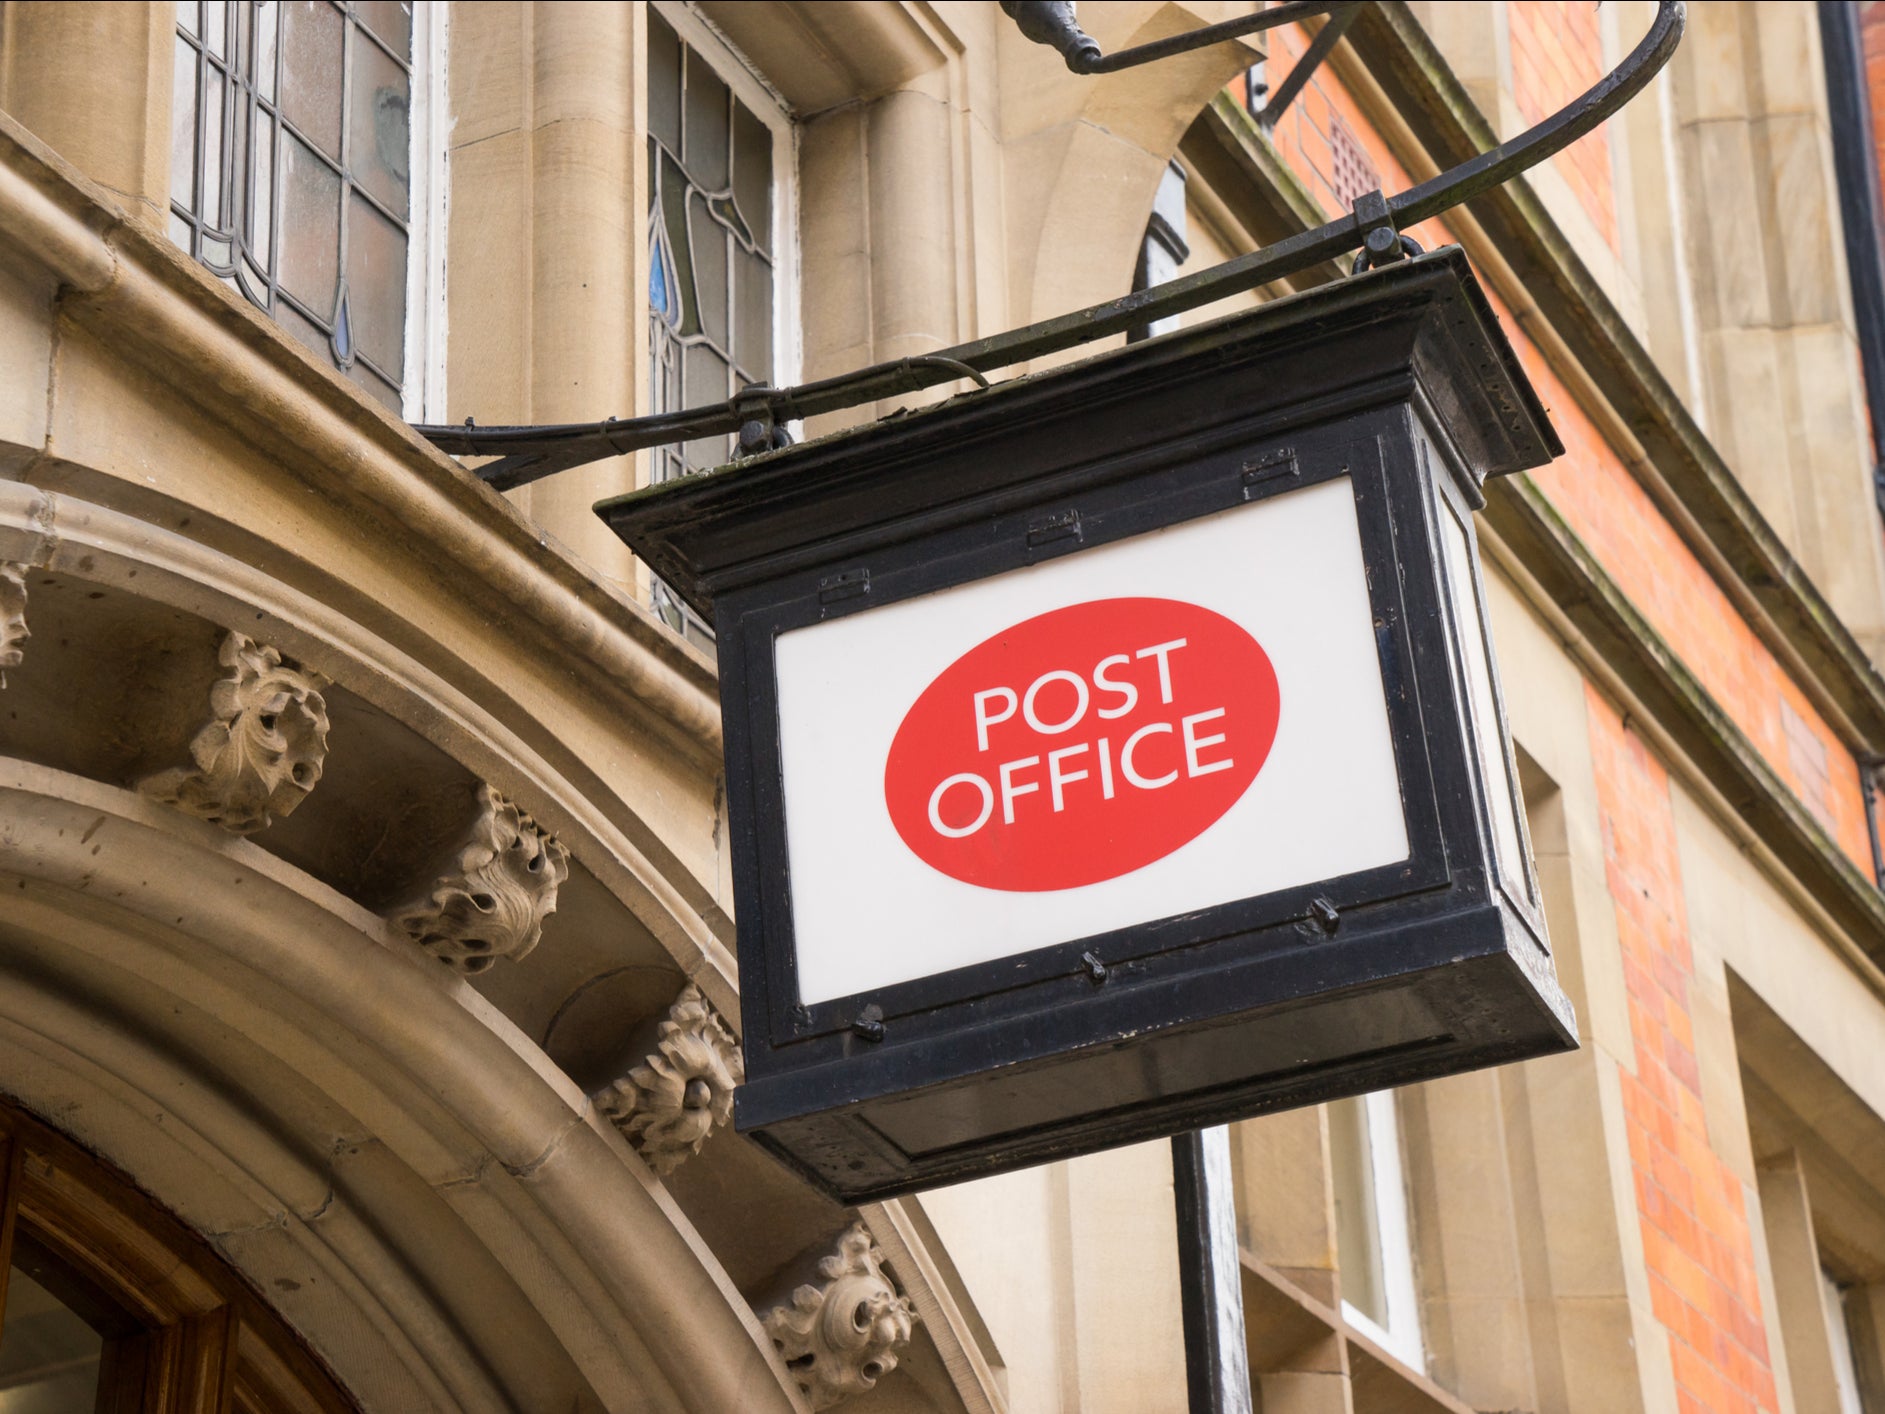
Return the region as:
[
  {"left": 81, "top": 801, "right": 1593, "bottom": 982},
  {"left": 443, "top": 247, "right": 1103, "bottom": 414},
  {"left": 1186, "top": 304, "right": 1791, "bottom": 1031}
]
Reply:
[{"left": 0, "top": 760, "right": 796, "bottom": 1413}]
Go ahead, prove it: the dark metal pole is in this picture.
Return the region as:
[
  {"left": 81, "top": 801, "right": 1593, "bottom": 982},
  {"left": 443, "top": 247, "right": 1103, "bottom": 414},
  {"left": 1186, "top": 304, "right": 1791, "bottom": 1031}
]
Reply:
[
  {"left": 1171, "top": 1129, "right": 1253, "bottom": 1413},
  {"left": 1818, "top": 1, "right": 1885, "bottom": 517}
]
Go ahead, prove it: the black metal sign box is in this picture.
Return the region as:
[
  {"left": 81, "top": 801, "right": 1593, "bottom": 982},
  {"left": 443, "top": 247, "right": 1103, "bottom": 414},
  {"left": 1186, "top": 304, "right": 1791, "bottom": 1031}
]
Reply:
[{"left": 599, "top": 248, "right": 1577, "bottom": 1202}]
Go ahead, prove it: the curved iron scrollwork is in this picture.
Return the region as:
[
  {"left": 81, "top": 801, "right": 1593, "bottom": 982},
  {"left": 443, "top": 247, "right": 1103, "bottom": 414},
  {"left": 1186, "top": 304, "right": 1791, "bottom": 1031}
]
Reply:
[
  {"left": 998, "top": 0, "right": 1352, "bottom": 77},
  {"left": 417, "top": 1, "right": 1686, "bottom": 492}
]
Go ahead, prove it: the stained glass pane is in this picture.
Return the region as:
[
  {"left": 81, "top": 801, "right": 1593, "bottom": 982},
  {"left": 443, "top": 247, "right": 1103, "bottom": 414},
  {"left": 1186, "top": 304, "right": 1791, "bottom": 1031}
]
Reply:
[
  {"left": 689, "top": 197, "right": 728, "bottom": 345},
  {"left": 178, "top": 1, "right": 199, "bottom": 38},
  {"left": 205, "top": 0, "right": 227, "bottom": 58},
  {"left": 347, "top": 191, "right": 408, "bottom": 374},
  {"left": 256, "top": 0, "right": 278, "bottom": 103},
  {"left": 682, "top": 59, "right": 729, "bottom": 191},
  {"left": 278, "top": 134, "right": 339, "bottom": 308},
  {"left": 251, "top": 110, "right": 276, "bottom": 252},
  {"left": 202, "top": 66, "right": 226, "bottom": 225},
  {"left": 274, "top": 298, "right": 328, "bottom": 361},
  {"left": 660, "top": 153, "right": 698, "bottom": 335},
  {"left": 647, "top": 13, "right": 781, "bottom": 515},
  {"left": 354, "top": 1, "right": 411, "bottom": 53},
  {"left": 170, "top": 0, "right": 413, "bottom": 401},
  {"left": 171, "top": 37, "right": 198, "bottom": 208},
  {"left": 733, "top": 103, "right": 770, "bottom": 253},
  {"left": 735, "top": 245, "right": 772, "bottom": 383},
  {"left": 281, "top": 0, "right": 343, "bottom": 158},
  {"left": 649, "top": 11, "right": 682, "bottom": 153},
  {"left": 349, "top": 30, "right": 410, "bottom": 216}
]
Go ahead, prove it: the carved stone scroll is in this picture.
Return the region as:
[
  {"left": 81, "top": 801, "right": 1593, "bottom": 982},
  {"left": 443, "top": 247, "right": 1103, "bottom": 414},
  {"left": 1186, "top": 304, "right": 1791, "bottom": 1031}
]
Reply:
[
  {"left": 139, "top": 631, "right": 330, "bottom": 833},
  {"left": 0, "top": 563, "right": 26, "bottom": 685},
  {"left": 595, "top": 983, "right": 743, "bottom": 1174},
  {"left": 762, "top": 1222, "right": 917, "bottom": 1410},
  {"left": 390, "top": 784, "right": 570, "bottom": 974}
]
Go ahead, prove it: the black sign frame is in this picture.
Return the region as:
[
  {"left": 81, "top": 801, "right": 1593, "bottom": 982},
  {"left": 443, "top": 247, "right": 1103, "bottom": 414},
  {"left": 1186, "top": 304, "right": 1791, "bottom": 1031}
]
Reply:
[{"left": 600, "top": 249, "right": 1577, "bottom": 1202}]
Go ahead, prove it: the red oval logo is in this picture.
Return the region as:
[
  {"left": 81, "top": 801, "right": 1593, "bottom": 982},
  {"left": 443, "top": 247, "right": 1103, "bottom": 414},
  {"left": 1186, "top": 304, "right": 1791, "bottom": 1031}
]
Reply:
[{"left": 884, "top": 597, "right": 1280, "bottom": 892}]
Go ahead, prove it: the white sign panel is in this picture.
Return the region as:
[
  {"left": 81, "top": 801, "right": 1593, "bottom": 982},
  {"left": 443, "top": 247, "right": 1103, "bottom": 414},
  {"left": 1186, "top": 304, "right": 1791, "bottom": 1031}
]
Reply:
[{"left": 774, "top": 476, "right": 1409, "bottom": 1005}]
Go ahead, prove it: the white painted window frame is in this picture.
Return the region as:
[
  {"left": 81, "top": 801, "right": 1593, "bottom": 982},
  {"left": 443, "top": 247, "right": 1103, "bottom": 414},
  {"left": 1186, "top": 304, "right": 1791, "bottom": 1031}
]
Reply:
[
  {"left": 648, "top": 0, "right": 803, "bottom": 413},
  {"left": 1822, "top": 1267, "right": 1865, "bottom": 1414},
  {"left": 1341, "top": 1089, "right": 1426, "bottom": 1373},
  {"left": 402, "top": 0, "right": 450, "bottom": 424}
]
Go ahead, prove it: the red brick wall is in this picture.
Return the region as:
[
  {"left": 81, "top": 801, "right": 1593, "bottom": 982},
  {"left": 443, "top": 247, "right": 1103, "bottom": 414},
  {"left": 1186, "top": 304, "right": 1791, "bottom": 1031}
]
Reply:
[
  {"left": 1515, "top": 316, "right": 1875, "bottom": 862},
  {"left": 1587, "top": 690, "right": 1780, "bottom": 1414},
  {"left": 1509, "top": 0, "right": 1619, "bottom": 251}
]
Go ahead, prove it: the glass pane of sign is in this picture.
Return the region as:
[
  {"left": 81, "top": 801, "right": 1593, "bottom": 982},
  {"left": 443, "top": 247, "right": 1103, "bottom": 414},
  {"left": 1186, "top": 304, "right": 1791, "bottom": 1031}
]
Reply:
[
  {"left": 773, "top": 476, "right": 1410, "bottom": 1005},
  {"left": 1435, "top": 489, "right": 1531, "bottom": 906}
]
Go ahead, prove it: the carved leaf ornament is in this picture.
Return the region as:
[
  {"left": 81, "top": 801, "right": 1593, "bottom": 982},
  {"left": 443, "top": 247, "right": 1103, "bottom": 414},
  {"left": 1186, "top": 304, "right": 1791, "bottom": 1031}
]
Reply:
[
  {"left": 140, "top": 632, "right": 330, "bottom": 833},
  {"left": 391, "top": 784, "right": 570, "bottom": 974},
  {"left": 596, "top": 984, "right": 743, "bottom": 1174},
  {"left": 0, "top": 563, "right": 26, "bottom": 685},
  {"left": 763, "top": 1223, "right": 917, "bottom": 1410}
]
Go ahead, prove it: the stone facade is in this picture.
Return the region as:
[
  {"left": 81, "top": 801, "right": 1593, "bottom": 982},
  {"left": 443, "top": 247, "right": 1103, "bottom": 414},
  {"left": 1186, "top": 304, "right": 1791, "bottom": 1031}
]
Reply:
[{"left": 0, "top": 2, "right": 1882, "bottom": 1411}]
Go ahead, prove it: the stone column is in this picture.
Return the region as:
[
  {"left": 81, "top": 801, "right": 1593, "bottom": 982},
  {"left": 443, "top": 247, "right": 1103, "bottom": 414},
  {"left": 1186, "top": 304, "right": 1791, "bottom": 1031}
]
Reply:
[
  {"left": 1671, "top": 0, "right": 1885, "bottom": 664},
  {"left": 445, "top": 0, "right": 642, "bottom": 585},
  {"left": 0, "top": 1, "right": 172, "bottom": 229},
  {"left": 1755, "top": 1151, "right": 1846, "bottom": 1414}
]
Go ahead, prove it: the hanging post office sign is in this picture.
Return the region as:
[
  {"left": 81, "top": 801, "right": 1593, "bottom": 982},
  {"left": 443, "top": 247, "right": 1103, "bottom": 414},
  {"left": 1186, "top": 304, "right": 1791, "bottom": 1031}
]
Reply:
[{"left": 598, "top": 248, "right": 1577, "bottom": 1203}]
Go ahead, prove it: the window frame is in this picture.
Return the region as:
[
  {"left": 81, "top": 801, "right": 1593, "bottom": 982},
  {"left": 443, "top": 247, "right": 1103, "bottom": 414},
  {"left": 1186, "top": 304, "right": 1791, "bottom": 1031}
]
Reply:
[
  {"left": 402, "top": 0, "right": 449, "bottom": 424},
  {"left": 643, "top": 0, "right": 799, "bottom": 650},
  {"left": 1820, "top": 1266, "right": 1866, "bottom": 1414},
  {"left": 1335, "top": 1089, "right": 1426, "bottom": 1373},
  {"left": 0, "top": 1101, "right": 354, "bottom": 1412}
]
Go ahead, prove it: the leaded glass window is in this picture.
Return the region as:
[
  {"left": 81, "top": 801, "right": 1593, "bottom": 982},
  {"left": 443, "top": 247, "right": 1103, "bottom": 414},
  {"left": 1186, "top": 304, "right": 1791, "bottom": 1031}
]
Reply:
[
  {"left": 646, "top": 5, "right": 792, "bottom": 649},
  {"left": 171, "top": 1, "right": 413, "bottom": 410}
]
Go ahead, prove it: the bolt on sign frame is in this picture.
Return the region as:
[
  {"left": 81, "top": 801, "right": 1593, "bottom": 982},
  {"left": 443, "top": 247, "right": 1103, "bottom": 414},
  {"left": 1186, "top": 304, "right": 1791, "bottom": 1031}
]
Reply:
[{"left": 599, "top": 247, "right": 1576, "bottom": 1203}]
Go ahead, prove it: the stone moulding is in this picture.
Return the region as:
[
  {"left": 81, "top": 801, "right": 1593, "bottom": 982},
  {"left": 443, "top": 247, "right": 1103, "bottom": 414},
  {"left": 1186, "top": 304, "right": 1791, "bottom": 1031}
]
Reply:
[
  {"left": 390, "top": 783, "right": 570, "bottom": 974},
  {"left": 139, "top": 631, "right": 330, "bottom": 834},
  {"left": 762, "top": 1222, "right": 917, "bottom": 1410},
  {"left": 0, "top": 563, "right": 26, "bottom": 684},
  {"left": 594, "top": 983, "right": 743, "bottom": 1174}
]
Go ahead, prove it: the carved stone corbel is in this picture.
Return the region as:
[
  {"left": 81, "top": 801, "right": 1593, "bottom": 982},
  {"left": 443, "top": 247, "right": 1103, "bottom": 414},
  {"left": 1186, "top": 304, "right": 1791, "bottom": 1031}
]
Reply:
[
  {"left": 594, "top": 983, "right": 743, "bottom": 1174},
  {"left": 390, "top": 783, "right": 570, "bottom": 974},
  {"left": 139, "top": 631, "right": 330, "bottom": 833},
  {"left": 762, "top": 1222, "right": 918, "bottom": 1410},
  {"left": 0, "top": 563, "right": 26, "bottom": 685}
]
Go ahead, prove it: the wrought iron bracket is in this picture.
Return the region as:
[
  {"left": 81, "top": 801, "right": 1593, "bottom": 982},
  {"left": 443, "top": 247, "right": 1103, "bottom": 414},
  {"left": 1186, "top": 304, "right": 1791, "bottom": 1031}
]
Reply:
[
  {"left": 417, "top": 1, "right": 1686, "bottom": 492},
  {"left": 1253, "top": 3, "right": 1364, "bottom": 129},
  {"left": 997, "top": 0, "right": 1349, "bottom": 76}
]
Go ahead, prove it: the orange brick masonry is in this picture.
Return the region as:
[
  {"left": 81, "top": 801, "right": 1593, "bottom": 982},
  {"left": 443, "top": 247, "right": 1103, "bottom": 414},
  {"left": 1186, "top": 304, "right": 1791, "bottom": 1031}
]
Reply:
[
  {"left": 1588, "top": 691, "right": 1779, "bottom": 1414},
  {"left": 1509, "top": 0, "right": 1619, "bottom": 251}
]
